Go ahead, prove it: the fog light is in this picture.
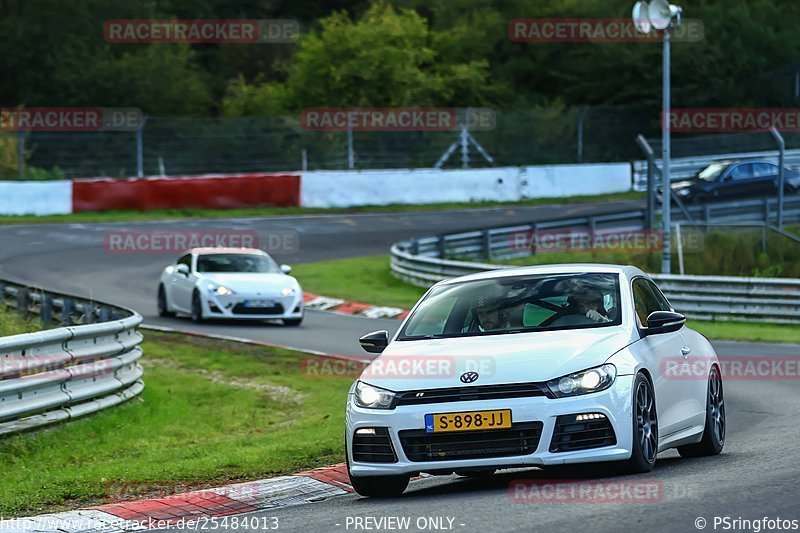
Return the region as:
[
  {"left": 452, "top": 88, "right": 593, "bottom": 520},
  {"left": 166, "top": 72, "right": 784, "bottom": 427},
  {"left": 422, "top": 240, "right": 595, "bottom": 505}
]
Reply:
[
  {"left": 575, "top": 413, "right": 607, "bottom": 422},
  {"left": 355, "top": 428, "right": 376, "bottom": 435}
]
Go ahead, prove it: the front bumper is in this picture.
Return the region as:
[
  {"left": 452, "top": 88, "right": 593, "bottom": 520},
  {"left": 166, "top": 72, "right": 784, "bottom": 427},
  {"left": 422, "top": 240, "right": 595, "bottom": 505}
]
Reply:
[
  {"left": 201, "top": 291, "right": 303, "bottom": 320},
  {"left": 346, "top": 374, "right": 634, "bottom": 476}
]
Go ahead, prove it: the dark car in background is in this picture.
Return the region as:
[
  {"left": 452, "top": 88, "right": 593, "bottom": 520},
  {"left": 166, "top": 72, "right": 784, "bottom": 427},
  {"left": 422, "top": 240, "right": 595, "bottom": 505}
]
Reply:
[{"left": 670, "top": 159, "right": 800, "bottom": 203}]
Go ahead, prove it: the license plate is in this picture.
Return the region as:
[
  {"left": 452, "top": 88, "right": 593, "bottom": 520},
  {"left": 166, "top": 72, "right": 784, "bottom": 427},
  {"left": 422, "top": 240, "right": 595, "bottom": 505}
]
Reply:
[
  {"left": 425, "top": 409, "right": 512, "bottom": 433},
  {"left": 243, "top": 299, "right": 275, "bottom": 308}
]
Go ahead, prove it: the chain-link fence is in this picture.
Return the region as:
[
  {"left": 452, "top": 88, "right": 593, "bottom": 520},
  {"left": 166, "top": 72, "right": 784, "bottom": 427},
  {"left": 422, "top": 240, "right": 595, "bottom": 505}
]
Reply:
[{"left": 1, "top": 106, "right": 654, "bottom": 179}]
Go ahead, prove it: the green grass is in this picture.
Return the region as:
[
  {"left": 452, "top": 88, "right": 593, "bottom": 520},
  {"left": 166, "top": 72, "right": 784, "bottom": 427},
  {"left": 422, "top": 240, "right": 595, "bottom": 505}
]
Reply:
[
  {"left": 496, "top": 228, "right": 800, "bottom": 278},
  {"left": 293, "top": 255, "right": 800, "bottom": 343},
  {"left": 0, "top": 305, "right": 41, "bottom": 336},
  {"left": 293, "top": 255, "right": 426, "bottom": 309},
  {"left": 688, "top": 320, "right": 800, "bottom": 344},
  {"left": 0, "top": 331, "right": 352, "bottom": 517},
  {"left": 0, "top": 191, "right": 643, "bottom": 226}
]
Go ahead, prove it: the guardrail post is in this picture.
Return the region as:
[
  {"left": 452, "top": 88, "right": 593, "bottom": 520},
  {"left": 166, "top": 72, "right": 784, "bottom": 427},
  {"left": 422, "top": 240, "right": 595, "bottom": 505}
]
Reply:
[
  {"left": 482, "top": 230, "right": 492, "bottom": 260},
  {"left": 41, "top": 295, "right": 53, "bottom": 326},
  {"left": 16, "top": 288, "right": 30, "bottom": 317},
  {"left": 99, "top": 306, "right": 112, "bottom": 323},
  {"left": 62, "top": 298, "right": 75, "bottom": 326},
  {"left": 764, "top": 197, "right": 770, "bottom": 224},
  {"left": 438, "top": 236, "right": 447, "bottom": 259},
  {"left": 409, "top": 239, "right": 419, "bottom": 255},
  {"left": 0, "top": 282, "right": 5, "bottom": 306},
  {"left": 703, "top": 204, "right": 710, "bottom": 222}
]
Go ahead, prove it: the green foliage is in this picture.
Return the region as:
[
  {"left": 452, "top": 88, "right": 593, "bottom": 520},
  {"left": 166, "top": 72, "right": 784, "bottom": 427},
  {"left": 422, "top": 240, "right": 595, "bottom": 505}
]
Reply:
[{"left": 224, "top": 2, "right": 495, "bottom": 114}]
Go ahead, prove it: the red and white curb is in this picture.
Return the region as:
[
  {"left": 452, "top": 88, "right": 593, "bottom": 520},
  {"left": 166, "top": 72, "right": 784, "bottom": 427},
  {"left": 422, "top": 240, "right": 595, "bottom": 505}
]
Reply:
[
  {"left": 302, "top": 292, "right": 410, "bottom": 320},
  {"left": 0, "top": 465, "right": 356, "bottom": 532}
]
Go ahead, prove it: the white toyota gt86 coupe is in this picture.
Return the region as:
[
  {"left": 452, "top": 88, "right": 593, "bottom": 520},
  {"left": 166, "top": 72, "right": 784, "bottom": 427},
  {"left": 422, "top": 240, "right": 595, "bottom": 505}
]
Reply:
[
  {"left": 157, "top": 247, "right": 304, "bottom": 325},
  {"left": 346, "top": 264, "right": 725, "bottom": 496}
]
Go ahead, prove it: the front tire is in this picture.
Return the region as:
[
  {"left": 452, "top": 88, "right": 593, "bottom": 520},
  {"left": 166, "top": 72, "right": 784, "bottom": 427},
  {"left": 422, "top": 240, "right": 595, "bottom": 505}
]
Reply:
[
  {"left": 621, "top": 373, "right": 658, "bottom": 473},
  {"left": 157, "top": 285, "right": 175, "bottom": 317},
  {"left": 191, "top": 291, "right": 204, "bottom": 323},
  {"left": 678, "top": 366, "right": 725, "bottom": 458},
  {"left": 346, "top": 449, "right": 409, "bottom": 497}
]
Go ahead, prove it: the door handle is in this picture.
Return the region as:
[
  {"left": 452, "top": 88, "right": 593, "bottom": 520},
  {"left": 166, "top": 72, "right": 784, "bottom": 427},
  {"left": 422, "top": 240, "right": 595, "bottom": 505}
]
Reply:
[{"left": 680, "top": 346, "right": 691, "bottom": 358}]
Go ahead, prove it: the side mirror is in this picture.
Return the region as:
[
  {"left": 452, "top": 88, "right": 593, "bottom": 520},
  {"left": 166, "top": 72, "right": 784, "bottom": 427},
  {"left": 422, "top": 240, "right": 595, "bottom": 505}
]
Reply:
[
  {"left": 175, "top": 264, "right": 190, "bottom": 276},
  {"left": 643, "top": 311, "right": 685, "bottom": 336},
  {"left": 359, "top": 330, "right": 389, "bottom": 354},
  {"left": 280, "top": 264, "right": 292, "bottom": 274}
]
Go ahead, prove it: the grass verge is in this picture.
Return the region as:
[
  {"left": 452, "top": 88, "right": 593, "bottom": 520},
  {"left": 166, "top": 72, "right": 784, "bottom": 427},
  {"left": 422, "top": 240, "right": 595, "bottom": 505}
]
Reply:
[
  {"left": 293, "top": 255, "right": 800, "bottom": 343},
  {"left": 0, "top": 330, "right": 351, "bottom": 517},
  {"left": 0, "top": 191, "right": 643, "bottom": 226},
  {"left": 0, "top": 305, "right": 42, "bottom": 336}
]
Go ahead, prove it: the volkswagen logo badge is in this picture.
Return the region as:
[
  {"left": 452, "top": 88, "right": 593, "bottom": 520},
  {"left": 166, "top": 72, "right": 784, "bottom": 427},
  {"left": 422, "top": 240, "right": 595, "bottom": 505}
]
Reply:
[{"left": 460, "top": 371, "right": 479, "bottom": 384}]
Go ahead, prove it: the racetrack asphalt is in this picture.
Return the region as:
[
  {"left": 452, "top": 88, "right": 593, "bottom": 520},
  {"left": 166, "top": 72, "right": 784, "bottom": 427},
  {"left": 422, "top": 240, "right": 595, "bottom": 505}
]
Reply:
[{"left": 2, "top": 199, "right": 798, "bottom": 533}]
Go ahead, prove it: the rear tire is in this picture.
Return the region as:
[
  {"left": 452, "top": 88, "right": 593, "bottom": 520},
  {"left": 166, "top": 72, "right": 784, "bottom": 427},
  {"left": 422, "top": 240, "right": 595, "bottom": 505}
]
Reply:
[
  {"left": 157, "top": 285, "right": 175, "bottom": 317},
  {"left": 621, "top": 373, "right": 658, "bottom": 474},
  {"left": 191, "top": 291, "right": 204, "bottom": 323},
  {"left": 678, "top": 366, "right": 725, "bottom": 458}
]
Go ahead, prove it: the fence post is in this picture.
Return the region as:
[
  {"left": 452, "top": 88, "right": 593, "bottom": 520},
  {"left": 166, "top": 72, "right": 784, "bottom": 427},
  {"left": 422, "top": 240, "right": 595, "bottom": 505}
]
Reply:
[
  {"left": 17, "top": 130, "right": 25, "bottom": 178},
  {"left": 347, "top": 125, "right": 354, "bottom": 170},
  {"left": 769, "top": 127, "right": 785, "bottom": 229},
  {"left": 635, "top": 135, "right": 656, "bottom": 231},
  {"left": 62, "top": 298, "right": 75, "bottom": 326},
  {"left": 460, "top": 124, "right": 469, "bottom": 169},
  {"left": 438, "top": 236, "right": 447, "bottom": 259},
  {"left": 764, "top": 197, "right": 770, "bottom": 224},
  {"left": 136, "top": 116, "right": 148, "bottom": 178},
  {"left": 41, "top": 295, "right": 53, "bottom": 327},
  {"left": 16, "top": 289, "right": 29, "bottom": 317},
  {"left": 482, "top": 230, "right": 492, "bottom": 260}
]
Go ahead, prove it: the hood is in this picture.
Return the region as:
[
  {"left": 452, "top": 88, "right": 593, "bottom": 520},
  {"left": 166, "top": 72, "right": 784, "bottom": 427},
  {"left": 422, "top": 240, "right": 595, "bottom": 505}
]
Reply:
[
  {"left": 360, "top": 326, "right": 635, "bottom": 392},
  {"left": 200, "top": 272, "right": 297, "bottom": 294},
  {"left": 670, "top": 178, "right": 704, "bottom": 190}
]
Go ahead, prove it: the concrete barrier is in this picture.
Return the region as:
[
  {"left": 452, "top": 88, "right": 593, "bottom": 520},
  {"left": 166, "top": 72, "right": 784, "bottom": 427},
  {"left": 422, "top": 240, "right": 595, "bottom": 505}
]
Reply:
[{"left": 0, "top": 180, "right": 72, "bottom": 215}]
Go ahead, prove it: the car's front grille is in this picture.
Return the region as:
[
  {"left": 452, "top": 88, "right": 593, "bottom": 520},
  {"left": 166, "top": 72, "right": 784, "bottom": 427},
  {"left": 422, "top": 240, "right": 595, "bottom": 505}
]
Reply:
[
  {"left": 231, "top": 303, "right": 284, "bottom": 315},
  {"left": 393, "top": 383, "right": 546, "bottom": 407},
  {"left": 352, "top": 427, "right": 397, "bottom": 463},
  {"left": 399, "top": 422, "right": 543, "bottom": 462},
  {"left": 549, "top": 414, "right": 617, "bottom": 453}
]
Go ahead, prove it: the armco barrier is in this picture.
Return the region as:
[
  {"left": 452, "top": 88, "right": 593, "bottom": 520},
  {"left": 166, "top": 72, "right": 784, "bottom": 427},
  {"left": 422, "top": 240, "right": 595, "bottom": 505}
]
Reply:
[
  {"left": 390, "top": 210, "right": 800, "bottom": 324},
  {"left": 0, "top": 279, "right": 144, "bottom": 436},
  {"left": 72, "top": 173, "right": 301, "bottom": 212}
]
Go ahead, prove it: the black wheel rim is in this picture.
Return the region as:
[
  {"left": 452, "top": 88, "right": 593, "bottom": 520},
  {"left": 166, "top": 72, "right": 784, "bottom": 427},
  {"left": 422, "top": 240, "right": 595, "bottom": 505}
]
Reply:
[
  {"left": 709, "top": 368, "right": 725, "bottom": 445},
  {"left": 636, "top": 380, "right": 658, "bottom": 462}
]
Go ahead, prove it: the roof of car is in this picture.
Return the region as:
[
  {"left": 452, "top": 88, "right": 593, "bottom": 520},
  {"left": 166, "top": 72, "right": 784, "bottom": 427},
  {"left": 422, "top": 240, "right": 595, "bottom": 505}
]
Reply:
[
  {"left": 436, "top": 263, "right": 647, "bottom": 286},
  {"left": 190, "top": 247, "right": 266, "bottom": 255}
]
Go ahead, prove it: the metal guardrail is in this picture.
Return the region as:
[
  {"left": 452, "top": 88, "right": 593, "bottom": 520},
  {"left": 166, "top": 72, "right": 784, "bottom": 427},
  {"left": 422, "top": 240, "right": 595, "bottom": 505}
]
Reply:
[
  {"left": 633, "top": 149, "right": 800, "bottom": 191},
  {"left": 0, "top": 279, "right": 144, "bottom": 437},
  {"left": 391, "top": 206, "right": 800, "bottom": 324}
]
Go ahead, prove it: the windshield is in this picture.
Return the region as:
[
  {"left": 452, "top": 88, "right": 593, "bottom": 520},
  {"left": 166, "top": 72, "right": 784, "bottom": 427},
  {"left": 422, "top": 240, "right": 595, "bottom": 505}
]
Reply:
[
  {"left": 195, "top": 253, "right": 280, "bottom": 274},
  {"left": 697, "top": 162, "right": 730, "bottom": 181},
  {"left": 398, "top": 273, "right": 621, "bottom": 340}
]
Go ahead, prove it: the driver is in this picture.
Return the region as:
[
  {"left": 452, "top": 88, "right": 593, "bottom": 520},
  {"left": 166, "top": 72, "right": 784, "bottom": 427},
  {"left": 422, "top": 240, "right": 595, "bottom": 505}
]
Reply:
[
  {"left": 474, "top": 288, "right": 515, "bottom": 331},
  {"left": 568, "top": 288, "right": 611, "bottom": 323}
]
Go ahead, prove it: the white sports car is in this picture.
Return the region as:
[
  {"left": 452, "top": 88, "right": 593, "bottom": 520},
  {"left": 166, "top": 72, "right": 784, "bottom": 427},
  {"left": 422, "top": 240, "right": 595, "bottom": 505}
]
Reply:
[
  {"left": 346, "top": 264, "right": 725, "bottom": 497},
  {"left": 157, "top": 247, "right": 304, "bottom": 325}
]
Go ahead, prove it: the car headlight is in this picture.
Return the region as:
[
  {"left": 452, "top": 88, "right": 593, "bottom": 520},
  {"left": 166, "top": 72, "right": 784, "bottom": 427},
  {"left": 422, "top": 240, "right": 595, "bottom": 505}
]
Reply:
[
  {"left": 546, "top": 364, "right": 616, "bottom": 398},
  {"left": 207, "top": 283, "right": 234, "bottom": 296},
  {"left": 281, "top": 287, "right": 295, "bottom": 296},
  {"left": 354, "top": 381, "right": 396, "bottom": 409}
]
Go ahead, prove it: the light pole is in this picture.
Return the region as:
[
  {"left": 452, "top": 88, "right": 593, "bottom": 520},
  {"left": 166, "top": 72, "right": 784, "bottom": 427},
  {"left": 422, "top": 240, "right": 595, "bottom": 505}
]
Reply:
[{"left": 633, "top": 0, "right": 682, "bottom": 274}]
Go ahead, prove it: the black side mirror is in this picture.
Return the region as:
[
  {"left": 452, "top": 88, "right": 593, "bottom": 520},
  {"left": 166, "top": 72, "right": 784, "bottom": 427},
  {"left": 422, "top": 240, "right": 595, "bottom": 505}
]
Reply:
[
  {"left": 359, "top": 330, "right": 389, "bottom": 353},
  {"left": 643, "top": 311, "right": 685, "bottom": 336}
]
